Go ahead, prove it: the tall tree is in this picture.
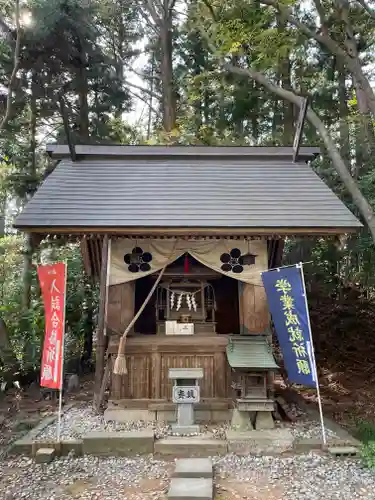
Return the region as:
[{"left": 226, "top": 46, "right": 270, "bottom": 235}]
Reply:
[{"left": 139, "top": 0, "right": 177, "bottom": 132}]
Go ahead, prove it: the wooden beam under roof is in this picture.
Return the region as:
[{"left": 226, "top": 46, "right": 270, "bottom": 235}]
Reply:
[{"left": 18, "top": 226, "right": 359, "bottom": 236}]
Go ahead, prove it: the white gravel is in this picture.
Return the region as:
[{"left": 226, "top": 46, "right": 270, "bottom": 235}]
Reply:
[
  {"left": 36, "top": 403, "right": 339, "bottom": 443},
  {"left": 0, "top": 454, "right": 170, "bottom": 500},
  {"left": 1, "top": 452, "right": 374, "bottom": 499},
  {"left": 288, "top": 420, "right": 339, "bottom": 440},
  {"left": 36, "top": 404, "right": 228, "bottom": 440},
  {"left": 214, "top": 453, "right": 375, "bottom": 500}
]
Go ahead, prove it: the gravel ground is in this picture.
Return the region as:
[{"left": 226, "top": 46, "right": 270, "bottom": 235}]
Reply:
[
  {"left": 287, "top": 420, "right": 338, "bottom": 440},
  {"left": 36, "top": 403, "right": 339, "bottom": 442},
  {"left": 214, "top": 453, "right": 375, "bottom": 500},
  {"left": 1, "top": 452, "right": 374, "bottom": 499},
  {"left": 0, "top": 454, "right": 171, "bottom": 500},
  {"left": 36, "top": 404, "right": 228, "bottom": 440}
]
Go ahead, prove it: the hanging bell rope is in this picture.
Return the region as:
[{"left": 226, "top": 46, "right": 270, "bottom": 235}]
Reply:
[{"left": 113, "top": 264, "right": 168, "bottom": 375}]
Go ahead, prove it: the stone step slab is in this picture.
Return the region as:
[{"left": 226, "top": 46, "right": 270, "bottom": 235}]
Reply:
[
  {"left": 173, "top": 458, "right": 213, "bottom": 478},
  {"left": 35, "top": 448, "right": 55, "bottom": 464},
  {"left": 168, "top": 477, "right": 213, "bottom": 500},
  {"left": 82, "top": 430, "right": 154, "bottom": 456},
  {"left": 155, "top": 438, "right": 227, "bottom": 458},
  {"left": 226, "top": 428, "right": 294, "bottom": 456},
  {"left": 328, "top": 446, "right": 359, "bottom": 457}
]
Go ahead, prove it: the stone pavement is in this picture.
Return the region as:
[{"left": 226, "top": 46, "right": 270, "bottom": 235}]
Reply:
[{"left": 168, "top": 458, "right": 213, "bottom": 500}]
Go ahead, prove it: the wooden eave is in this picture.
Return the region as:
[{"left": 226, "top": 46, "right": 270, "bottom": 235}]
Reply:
[
  {"left": 28, "top": 225, "right": 353, "bottom": 280},
  {"left": 16, "top": 225, "right": 358, "bottom": 236}
]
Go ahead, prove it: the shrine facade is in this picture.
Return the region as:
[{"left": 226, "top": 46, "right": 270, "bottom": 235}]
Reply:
[{"left": 14, "top": 145, "right": 361, "bottom": 422}]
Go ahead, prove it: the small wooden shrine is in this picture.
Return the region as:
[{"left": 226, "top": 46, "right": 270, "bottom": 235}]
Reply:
[
  {"left": 227, "top": 335, "right": 278, "bottom": 424},
  {"left": 14, "top": 145, "right": 361, "bottom": 423},
  {"left": 155, "top": 256, "right": 219, "bottom": 335}
]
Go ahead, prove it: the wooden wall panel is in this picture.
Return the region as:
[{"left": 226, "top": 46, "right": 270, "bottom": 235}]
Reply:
[
  {"left": 120, "top": 354, "right": 151, "bottom": 399},
  {"left": 107, "top": 282, "right": 135, "bottom": 335},
  {"left": 238, "top": 239, "right": 269, "bottom": 334},
  {"left": 238, "top": 282, "right": 269, "bottom": 333},
  {"left": 109, "top": 333, "right": 231, "bottom": 401},
  {"left": 160, "top": 355, "right": 214, "bottom": 400}
]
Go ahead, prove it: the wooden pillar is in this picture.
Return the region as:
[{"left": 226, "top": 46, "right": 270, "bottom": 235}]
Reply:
[
  {"left": 120, "top": 282, "right": 135, "bottom": 335},
  {"left": 151, "top": 352, "right": 161, "bottom": 399},
  {"left": 107, "top": 281, "right": 135, "bottom": 401},
  {"left": 238, "top": 281, "right": 269, "bottom": 334},
  {"left": 94, "top": 235, "right": 109, "bottom": 408}
]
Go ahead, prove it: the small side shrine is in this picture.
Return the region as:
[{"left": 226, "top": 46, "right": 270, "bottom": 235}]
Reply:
[
  {"left": 13, "top": 144, "right": 361, "bottom": 424},
  {"left": 227, "top": 335, "right": 279, "bottom": 429}
]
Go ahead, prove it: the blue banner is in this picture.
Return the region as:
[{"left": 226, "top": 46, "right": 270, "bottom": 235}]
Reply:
[{"left": 261, "top": 265, "right": 316, "bottom": 387}]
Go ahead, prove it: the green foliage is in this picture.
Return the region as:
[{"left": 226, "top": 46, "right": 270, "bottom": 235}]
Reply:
[
  {"left": 357, "top": 420, "right": 375, "bottom": 444},
  {"left": 1, "top": 0, "right": 375, "bottom": 390},
  {"left": 0, "top": 236, "right": 97, "bottom": 381},
  {"left": 361, "top": 441, "right": 375, "bottom": 469}
]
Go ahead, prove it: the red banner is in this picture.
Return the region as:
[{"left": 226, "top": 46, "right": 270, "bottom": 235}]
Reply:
[{"left": 37, "top": 262, "right": 67, "bottom": 390}]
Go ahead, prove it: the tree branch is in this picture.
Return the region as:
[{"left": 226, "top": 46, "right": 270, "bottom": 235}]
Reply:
[
  {"left": 127, "top": 88, "right": 160, "bottom": 117},
  {"left": 356, "top": 0, "right": 375, "bottom": 20},
  {"left": 312, "top": 0, "right": 329, "bottom": 35},
  {"left": 0, "top": 17, "right": 14, "bottom": 44},
  {"left": 119, "top": 59, "right": 161, "bottom": 81},
  {"left": 223, "top": 63, "right": 374, "bottom": 234},
  {"left": 260, "top": 0, "right": 349, "bottom": 60},
  {"left": 124, "top": 79, "right": 161, "bottom": 101},
  {"left": 201, "top": 0, "right": 219, "bottom": 22},
  {"left": 168, "top": 0, "right": 177, "bottom": 11},
  {"left": 0, "top": 0, "right": 21, "bottom": 132},
  {"left": 143, "top": 0, "right": 162, "bottom": 26},
  {"left": 138, "top": 6, "right": 159, "bottom": 34}
]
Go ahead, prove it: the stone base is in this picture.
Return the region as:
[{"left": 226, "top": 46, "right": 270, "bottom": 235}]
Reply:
[
  {"left": 226, "top": 429, "right": 294, "bottom": 456},
  {"left": 104, "top": 408, "right": 156, "bottom": 423},
  {"left": 35, "top": 448, "right": 55, "bottom": 464},
  {"left": 168, "top": 477, "right": 213, "bottom": 500},
  {"left": 157, "top": 410, "right": 177, "bottom": 423},
  {"left": 155, "top": 437, "right": 227, "bottom": 458},
  {"left": 255, "top": 411, "right": 275, "bottom": 430},
  {"left": 293, "top": 438, "right": 324, "bottom": 453},
  {"left": 230, "top": 409, "right": 253, "bottom": 431},
  {"left": 328, "top": 446, "right": 359, "bottom": 457},
  {"left": 172, "top": 424, "right": 200, "bottom": 435},
  {"left": 173, "top": 458, "right": 213, "bottom": 479},
  {"left": 82, "top": 431, "right": 154, "bottom": 456},
  {"left": 106, "top": 400, "right": 231, "bottom": 424}
]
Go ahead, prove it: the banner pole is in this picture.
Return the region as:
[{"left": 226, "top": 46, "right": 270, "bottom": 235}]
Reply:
[
  {"left": 298, "top": 262, "right": 327, "bottom": 445},
  {"left": 56, "top": 262, "right": 67, "bottom": 443},
  {"left": 259, "top": 261, "right": 313, "bottom": 275}
]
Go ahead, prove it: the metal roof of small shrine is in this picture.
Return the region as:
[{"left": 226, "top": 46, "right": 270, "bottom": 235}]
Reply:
[
  {"left": 14, "top": 145, "right": 362, "bottom": 232},
  {"left": 226, "top": 335, "right": 279, "bottom": 369}
]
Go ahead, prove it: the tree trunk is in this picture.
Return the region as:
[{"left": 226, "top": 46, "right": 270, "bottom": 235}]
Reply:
[
  {"left": 76, "top": 31, "right": 89, "bottom": 141},
  {"left": 21, "top": 73, "right": 38, "bottom": 311},
  {"left": 338, "top": 63, "right": 350, "bottom": 165},
  {"left": 78, "top": 65, "right": 89, "bottom": 140},
  {"left": 278, "top": 15, "right": 294, "bottom": 145},
  {"left": 160, "top": 1, "right": 175, "bottom": 132},
  {"left": 271, "top": 97, "right": 279, "bottom": 142},
  {"left": 81, "top": 281, "right": 94, "bottom": 371},
  {"left": 281, "top": 58, "right": 294, "bottom": 145},
  {"left": 21, "top": 233, "right": 33, "bottom": 310},
  {"left": 0, "top": 317, "right": 21, "bottom": 382}
]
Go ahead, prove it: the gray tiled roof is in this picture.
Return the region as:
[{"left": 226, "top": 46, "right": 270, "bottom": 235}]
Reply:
[
  {"left": 226, "top": 335, "right": 279, "bottom": 369},
  {"left": 14, "top": 146, "right": 361, "bottom": 230}
]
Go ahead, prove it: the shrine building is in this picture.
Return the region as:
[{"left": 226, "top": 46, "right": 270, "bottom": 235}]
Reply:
[{"left": 14, "top": 145, "right": 361, "bottom": 424}]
